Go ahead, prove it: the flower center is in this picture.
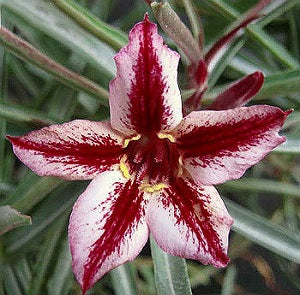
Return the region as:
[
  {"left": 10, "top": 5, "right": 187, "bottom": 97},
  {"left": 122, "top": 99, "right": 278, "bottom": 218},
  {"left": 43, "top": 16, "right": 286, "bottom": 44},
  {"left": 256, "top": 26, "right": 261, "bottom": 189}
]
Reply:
[{"left": 123, "top": 132, "right": 180, "bottom": 186}]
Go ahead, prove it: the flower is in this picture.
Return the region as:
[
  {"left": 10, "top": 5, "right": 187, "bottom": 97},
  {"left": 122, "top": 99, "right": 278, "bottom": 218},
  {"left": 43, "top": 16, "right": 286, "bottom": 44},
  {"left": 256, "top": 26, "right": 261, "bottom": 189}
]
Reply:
[{"left": 7, "top": 16, "right": 290, "bottom": 294}]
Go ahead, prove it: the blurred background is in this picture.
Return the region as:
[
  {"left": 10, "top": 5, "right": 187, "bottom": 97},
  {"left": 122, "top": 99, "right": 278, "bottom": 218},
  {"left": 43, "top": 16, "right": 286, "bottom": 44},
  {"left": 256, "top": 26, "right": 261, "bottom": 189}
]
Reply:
[{"left": 0, "top": 0, "right": 299, "bottom": 294}]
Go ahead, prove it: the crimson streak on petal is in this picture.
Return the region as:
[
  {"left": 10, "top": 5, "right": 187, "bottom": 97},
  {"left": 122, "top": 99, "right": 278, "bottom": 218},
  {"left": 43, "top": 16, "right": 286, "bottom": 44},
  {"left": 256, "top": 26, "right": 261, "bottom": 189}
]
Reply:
[
  {"left": 82, "top": 179, "right": 146, "bottom": 293},
  {"left": 7, "top": 120, "right": 124, "bottom": 180},
  {"left": 109, "top": 16, "right": 182, "bottom": 136},
  {"left": 148, "top": 178, "right": 232, "bottom": 267},
  {"left": 128, "top": 17, "right": 169, "bottom": 133},
  {"left": 175, "top": 106, "right": 291, "bottom": 185}
]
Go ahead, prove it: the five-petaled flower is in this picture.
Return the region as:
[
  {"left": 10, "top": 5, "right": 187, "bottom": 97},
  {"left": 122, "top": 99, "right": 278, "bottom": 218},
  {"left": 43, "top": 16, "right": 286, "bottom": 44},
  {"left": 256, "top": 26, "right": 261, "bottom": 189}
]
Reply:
[{"left": 7, "top": 16, "right": 290, "bottom": 294}]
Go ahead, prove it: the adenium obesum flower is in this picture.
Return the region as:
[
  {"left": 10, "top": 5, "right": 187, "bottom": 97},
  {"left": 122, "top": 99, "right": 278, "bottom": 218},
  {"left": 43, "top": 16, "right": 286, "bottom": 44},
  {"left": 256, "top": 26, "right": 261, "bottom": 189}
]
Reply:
[{"left": 8, "top": 16, "right": 290, "bottom": 294}]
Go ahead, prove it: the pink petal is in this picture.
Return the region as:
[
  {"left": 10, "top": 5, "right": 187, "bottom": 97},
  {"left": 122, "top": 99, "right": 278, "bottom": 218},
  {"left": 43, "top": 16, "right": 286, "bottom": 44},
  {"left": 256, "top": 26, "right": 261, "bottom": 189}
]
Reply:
[
  {"left": 207, "top": 71, "right": 264, "bottom": 110},
  {"left": 109, "top": 15, "right": 182, "bottom": 136},
  {"left": 174, "top": 106, "right": 291, "bottom": 185},
  {"left": 7, "top": 120, "right": 125, "bottom": 180},
  {"left": 205, "top": 16, "right": 259, "bottom": 73},
  {"left": 69, "top": 170, "right": 149, "bottom": 294},
  {"left": 147, "top": 177, "right": 233, "bottom": 267}
]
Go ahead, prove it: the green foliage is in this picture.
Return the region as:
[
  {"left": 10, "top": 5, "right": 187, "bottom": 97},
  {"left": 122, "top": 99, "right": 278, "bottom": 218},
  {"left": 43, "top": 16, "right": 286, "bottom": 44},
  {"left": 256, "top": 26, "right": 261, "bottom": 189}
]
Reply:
[{"left": 0, "top": 0, "right": 299, "bottom": 294}]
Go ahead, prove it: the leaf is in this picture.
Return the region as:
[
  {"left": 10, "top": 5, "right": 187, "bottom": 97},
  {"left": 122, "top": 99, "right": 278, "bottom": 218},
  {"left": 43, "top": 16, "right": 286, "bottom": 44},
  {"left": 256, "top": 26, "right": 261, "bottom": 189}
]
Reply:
[
  {"left": 206, "top": 0, "right": 299, "bottom": 69},
  {"left": 257, "top": 0, "right": 300, "bottom": 27},
  {"left": 0, "top": 103, "right": 59, "bottom": 126},
  {"left": 150, "top": 236, "right": 192, "bottom": 295},
  {"left": 256, "top": 69, "right": 300, "bottom": 99},
  {"left": 220, "top": 178, "right": 300, "bottom": 199},
  {"left": 0, "top": 205, "right": 31, "bottom": 235},
  {"left": 2, "top": 0, "right": 116, "bottom": 78},
  {"left": 0, "top": 28, "right": 109, "bottom": 105},
  {"left": 4, "top": 172, "right": 64, "bottom": 214},
  {"left": 221, "top": 265, "right": 237, "bottom": 295},
  {"left": 47, "top": 238, "right": 73, "bottom": 295},
  {"left": 2, "top": 264, "right": 23, "bottom": 295},
  {"left": 110, "top": 263, "right": 138, "bottom": 295},
  {"left": 53, "top": 0, "right": 127, "bottom": 50},
  {"left": 208, "top": 38, "right": 245, "bottom": 88},
  {"left": 12, "top": 257, "right": 32, "bottom": 295},
  {"left": 28, "top": 214, "right": 68, "bottom": 295},
  {"left": 224, "top": 198, "right": 300, "bottom": 263},
  {"left": 4, "top": 181, "right": 85, "bottom": 253},
  {"left": 273, "top": 138, "right": 300, "bottom": 154}
]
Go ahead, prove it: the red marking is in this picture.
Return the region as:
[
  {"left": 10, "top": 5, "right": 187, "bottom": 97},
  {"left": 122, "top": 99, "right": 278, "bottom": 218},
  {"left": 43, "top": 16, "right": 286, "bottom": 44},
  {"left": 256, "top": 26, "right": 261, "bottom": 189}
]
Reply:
[
  {"left": 207, "top": 71, "right": 264, "bottom": 110},
  {"left": 82, "top": 180, "right": 145, "bottom": 293},
  {"left": 177, "top": 108, "right": 289, "bottom": 166},
  {"left": 165, "top": 177, "right": 230, "bottom": 266},
  {"left": 128, "top": 18, "right": 171, "bottom": 133},
  {"left": 205, "top": 16, "right": 259, "bottom": 68},
  {"left": 7, "top": 133, "right": 123, "bottom": 175},
  {"left": 125, "top": 133, "right": 180, "bottom": 184},
  {"left": 183, "top": 59, "right": 208, "bottom": 114},
  {"left": 191, "top": 59, "right": 208, "bottom": 88}
]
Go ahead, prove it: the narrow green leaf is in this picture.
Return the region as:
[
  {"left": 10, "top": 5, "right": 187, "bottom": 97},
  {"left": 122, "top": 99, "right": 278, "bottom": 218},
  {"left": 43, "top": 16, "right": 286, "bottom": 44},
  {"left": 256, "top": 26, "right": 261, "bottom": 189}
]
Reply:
[
  {"left": 2, "top": 0, "right": 116, "bottom": 77},
  {"left": 150, "top": 236, "right": 192, "bottom": 295},
  {"left": 257, "top": 69, "right": 300, "bottom": 99},
  {"left": 0, "top": 182, "right": 14, "bottom": 194},
  {"left": 248, "top": 25, "right": 299, "bottom": 69},
  {"left": 2, "top": 264, "right": 23, "bottom": 295},
  {"left": 0, "top": 103, "right": 59, "bottom": 126},
  {"left": 181, "top": 0, "right": 202, "bottom": 41},
  {"left": 0, "top": 27, "right": 109, "bottom": 105},
  {"left": 283, "top": 111, "right": 300, "bottom": 130},
  {"left": 257, "top": 0, "right": 300, "bottom": 27},
  {"left": 0, "top": 47, "right": 9, "bottom": 181},
  {"left": 224, "top": 198, "right": 300, "bottom": 263},
  {"left": 273, "top": 138, "right": 300, "bottom": 154},
  {"left": 208, "top": 38, "right": 245, "bottom": 88},
  {"left": 3, "top": 172, "right": 64, "bottom": 213},
  {"left": 12, "top": 257, "right": 32, "bottom": 294},
  {"left": 221, "top": 265, "right": 236, "bottom": 295},
  {"left": 220, "top": 178, "right": 300, "bottom": 200},
  {"left": 5, "top": 181, "right": 84, "bottom": 253},
  {"left": 110, "top": 263, "right": 138, "bottom": 295},
  {"left": 28, "top": 214, "right": 68, "bottom": 295},
  {"left": 53, "top": 0, "right": 127, "bottom": 50},
  {"left": 47, "top": 238, "right": 73, "bottom": 295},
  {"left": 8, "top": 55, "right": 39, "bottom": 98},
  {"left": 0, "top": 205, "right": 31, "bottom": 235},
  {"left": 206, "top": 0, "right": 300, "bottom": 68}
]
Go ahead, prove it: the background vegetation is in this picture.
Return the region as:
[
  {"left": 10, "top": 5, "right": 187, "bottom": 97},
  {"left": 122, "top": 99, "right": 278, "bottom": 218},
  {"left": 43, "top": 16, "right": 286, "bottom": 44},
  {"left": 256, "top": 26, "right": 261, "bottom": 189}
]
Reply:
[{"left": 0, "top": 0, "right": 299, "bottom": 294}]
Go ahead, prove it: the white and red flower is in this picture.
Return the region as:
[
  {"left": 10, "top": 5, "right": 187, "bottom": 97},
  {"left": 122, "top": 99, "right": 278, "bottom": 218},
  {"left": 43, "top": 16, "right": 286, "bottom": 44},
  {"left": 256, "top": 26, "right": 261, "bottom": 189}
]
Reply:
[{"left": 8, "top": 16, "right": 290, "bottom": 294}]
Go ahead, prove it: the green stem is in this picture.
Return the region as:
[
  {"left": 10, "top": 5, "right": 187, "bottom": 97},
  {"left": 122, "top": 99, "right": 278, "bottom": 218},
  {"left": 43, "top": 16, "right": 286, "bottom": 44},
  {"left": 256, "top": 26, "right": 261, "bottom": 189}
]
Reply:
[{"left": 0, "top": 27, "right": 109, "bottom": 106}]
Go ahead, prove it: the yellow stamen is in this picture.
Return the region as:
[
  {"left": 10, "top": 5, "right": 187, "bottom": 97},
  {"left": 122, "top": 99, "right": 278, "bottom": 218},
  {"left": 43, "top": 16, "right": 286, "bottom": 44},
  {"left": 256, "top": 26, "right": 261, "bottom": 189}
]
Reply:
[
  {"left": 123, "top": 134, "right": 141, "bottom": 148},
  {"left": 139, "top": 182, "right": 168, "bottom": 193},
  {"left": 157, "top": 132, "right": 176, "bottom": 143},
  {"left": 120, "top": 156, "right": 131, "bottom": 179},
  {"left": 177, "top": 156, "right": 184, "bottom": 176}
]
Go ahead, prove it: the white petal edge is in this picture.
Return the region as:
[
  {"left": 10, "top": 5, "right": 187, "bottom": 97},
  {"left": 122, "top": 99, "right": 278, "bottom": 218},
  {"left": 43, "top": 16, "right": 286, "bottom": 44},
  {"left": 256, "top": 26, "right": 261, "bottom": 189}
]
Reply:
[{"left": 68, "top": 169, "right": 149, "bottom": 292}]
